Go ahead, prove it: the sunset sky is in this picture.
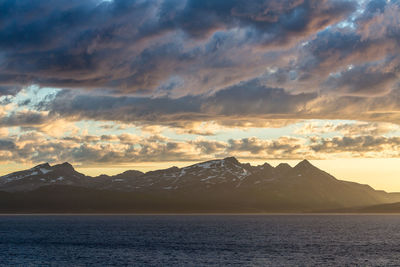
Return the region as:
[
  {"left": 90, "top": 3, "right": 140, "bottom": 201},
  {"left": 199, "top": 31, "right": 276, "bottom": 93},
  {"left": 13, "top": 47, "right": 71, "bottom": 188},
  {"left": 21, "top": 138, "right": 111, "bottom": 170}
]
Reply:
[{"left": 1, "top": 0, "right": 400, "bottom": 191}]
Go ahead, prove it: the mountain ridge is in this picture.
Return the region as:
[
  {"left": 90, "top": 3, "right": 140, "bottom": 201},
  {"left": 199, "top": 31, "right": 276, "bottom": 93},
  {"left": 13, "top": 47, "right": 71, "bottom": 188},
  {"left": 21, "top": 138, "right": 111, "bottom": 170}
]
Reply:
[{"left": 1, "top": 157, "right": 400, "bottom": 213}]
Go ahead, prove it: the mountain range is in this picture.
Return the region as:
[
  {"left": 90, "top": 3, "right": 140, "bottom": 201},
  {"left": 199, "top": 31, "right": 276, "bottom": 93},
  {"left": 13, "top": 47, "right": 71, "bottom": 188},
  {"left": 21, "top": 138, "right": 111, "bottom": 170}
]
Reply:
[{"left": 1, "top": 157, "right": 400, "bottom": 213}]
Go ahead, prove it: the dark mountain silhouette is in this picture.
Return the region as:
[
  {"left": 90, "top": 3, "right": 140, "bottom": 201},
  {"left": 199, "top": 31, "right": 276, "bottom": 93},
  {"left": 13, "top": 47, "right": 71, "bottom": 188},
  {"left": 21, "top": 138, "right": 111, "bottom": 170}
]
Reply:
[
  {"left": 326, "top": 202, "right": 400, "bottom": 213},
  {"left": 0, "top": 157, "right": 400, "bottom": 213}
]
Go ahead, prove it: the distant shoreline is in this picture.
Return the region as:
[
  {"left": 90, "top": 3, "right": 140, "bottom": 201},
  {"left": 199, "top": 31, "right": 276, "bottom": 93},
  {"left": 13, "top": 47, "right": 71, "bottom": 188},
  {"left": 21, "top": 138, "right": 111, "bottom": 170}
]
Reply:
[{"left": 1, "top": 212, "right": 400, "bottom": 215}]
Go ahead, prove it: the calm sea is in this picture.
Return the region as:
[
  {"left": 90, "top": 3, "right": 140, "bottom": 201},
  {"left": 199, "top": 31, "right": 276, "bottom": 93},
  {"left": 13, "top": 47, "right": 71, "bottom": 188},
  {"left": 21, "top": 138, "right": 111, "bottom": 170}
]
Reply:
[{"left": 0, "top": 215, "right": 399, "bottom": 266}]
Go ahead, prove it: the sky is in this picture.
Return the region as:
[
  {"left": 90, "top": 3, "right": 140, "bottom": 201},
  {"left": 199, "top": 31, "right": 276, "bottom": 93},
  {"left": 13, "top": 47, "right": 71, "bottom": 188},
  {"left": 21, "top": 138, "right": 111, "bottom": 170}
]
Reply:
[{"left": 1, "top": 0, "right": 400, "bottom": 191}]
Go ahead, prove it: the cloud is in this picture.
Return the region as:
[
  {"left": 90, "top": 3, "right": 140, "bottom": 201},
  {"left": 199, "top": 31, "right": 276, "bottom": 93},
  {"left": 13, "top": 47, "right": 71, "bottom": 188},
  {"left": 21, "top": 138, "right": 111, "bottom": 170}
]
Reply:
[
  {"left": 38, "top": 80, "right": 316, "bottom": 126},
  {"left": 334, "top": 122, "right": 399, "bottom": 135},
  {"left": 323, "top": 65, "right": 398, "bottom": 96},
  {"left": 0, "top": 110, "right": 78, "bottom": 137},
  {"left": 310, "top": 135, "right": 400, "bottom": 157},
  {"left": 1, "top": 1, "right": 400, "bottom": 115},
  {"left": 227, "top": 136, "right": 307, "bottom": 158},
  {"left": 4, "top": 126, "right": 400, "bottom": 165},
  {"left": 0, "top": 111, "right": 50, "bottom": 127},
  {"left": 2, "top": 132, "right": 307, "bottom": 164},
  {"left": 0, "top": 0, "right": 357, "bottom": 97},
  {"left": 0, "top": 85, "right": 23, "bottom": 96},
  {"left": 0, "top": 0, "right": 397, "bottom": 100},
  {"left": 0, "top": 139, "right": 15, "bottom": 150},
  {"left": 164, "top": 0, "right": 356, "bottom": 42},
  {"left": 32, "top": 79, "right": 400, "bottom": 128},
  {"left": 2, "top": 0, "right": 400, "bottom": 166},
  {"left": 295, "top": 121, "right": 400, "bottom": 135}
]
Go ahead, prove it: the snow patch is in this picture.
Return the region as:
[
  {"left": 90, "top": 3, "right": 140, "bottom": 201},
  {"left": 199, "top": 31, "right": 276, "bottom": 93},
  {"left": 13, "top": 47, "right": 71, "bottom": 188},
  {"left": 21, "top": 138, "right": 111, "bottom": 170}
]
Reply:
[
  {"left": 0, "top": 170, "right": 43, "bottom": 184},
  {"left": 195, "top": 159, "right": 224, "bottom": 169},
  {"left": 40, "top": 168, "right": 52, "bottom": 174},
  {"left": 178, "top": 168, "right": 186, "bottom": 177},
  {"left": 201, "top": 175, "right": 217, "bottom": 181}
]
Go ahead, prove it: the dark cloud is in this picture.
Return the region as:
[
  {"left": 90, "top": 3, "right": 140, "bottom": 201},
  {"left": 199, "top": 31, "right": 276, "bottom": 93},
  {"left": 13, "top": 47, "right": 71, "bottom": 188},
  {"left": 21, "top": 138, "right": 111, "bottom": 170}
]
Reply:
[
  {"left": 0, "top": 0, "right": 398, "bottom": 102},
  {"left": 285, "top": 0, "right": 400, "bottom": 97},
  {"left": 0, "top": 0, "right": 357, "bottom": 96},
  {"left": 0, "top": 85, "right": 22, "bottom": 96},
  {"left": 298, "top": 30, "right": 388, "bottom": 78},
  {"left": 310, "top": 135, "right": 400, "bottom": 155},
  {"left": 42, "top": 90, "right": 202, "bottom": 122},
  {"left": 24, "top": 77, "right": 400, "bottom": 127},
  {"left": 227, "top": 137, "right": 302, "bottom": 155},
  {"left": 323, "top": 65, "right": 398, "bottom": 96},
  {"left": 356, "top": 0, "right": 388, "bottom": 29},
  {"left": 192, "top": 140, "right": 226, "bottom": 155},
  {"left": 3, "top": 0, "right": 400, "bottom": 170},
  {"left": 39, "top": 80, "right": 316, "bottom": 124},
  {"left": 0, "top": 111, "right": 50, "bottom": 127},
  {"left": 171, "top": 0, "right": 356, "bottom": 42},
  {"left": 203, "top": 80, "right": 316, "bottom": 115},
  {"left": 0, "top": 139, "right": 15, "bottom": 150}
]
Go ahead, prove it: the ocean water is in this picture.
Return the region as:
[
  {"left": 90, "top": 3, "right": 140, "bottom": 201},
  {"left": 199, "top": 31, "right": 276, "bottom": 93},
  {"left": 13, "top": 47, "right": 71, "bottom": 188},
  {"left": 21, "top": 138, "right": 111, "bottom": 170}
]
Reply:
[{"left": 0, "top": 215, "right": 400, "bottom": 266}]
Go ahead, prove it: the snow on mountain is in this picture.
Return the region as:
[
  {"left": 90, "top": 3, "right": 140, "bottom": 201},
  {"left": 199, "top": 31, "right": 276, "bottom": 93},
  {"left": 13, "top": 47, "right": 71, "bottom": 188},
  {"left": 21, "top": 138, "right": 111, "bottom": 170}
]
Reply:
[
  {"left": 2, "top": 157, "right": 400, "bottom": 211},
  {"left": 0, "top": 162, "right": 88, "bottom": 191},
  {"left": 0, "top": 157, "right": 392, "bottom": 201},
  {"left": 0, "top": 157, "right": 255, "bottom": 192}
]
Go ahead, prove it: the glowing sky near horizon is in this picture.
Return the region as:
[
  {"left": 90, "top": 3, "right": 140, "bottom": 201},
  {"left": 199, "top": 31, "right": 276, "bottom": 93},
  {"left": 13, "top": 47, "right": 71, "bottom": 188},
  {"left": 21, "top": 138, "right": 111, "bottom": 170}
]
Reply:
[{"left": 1, "top": 0, "right": 400, "bottom": 191}]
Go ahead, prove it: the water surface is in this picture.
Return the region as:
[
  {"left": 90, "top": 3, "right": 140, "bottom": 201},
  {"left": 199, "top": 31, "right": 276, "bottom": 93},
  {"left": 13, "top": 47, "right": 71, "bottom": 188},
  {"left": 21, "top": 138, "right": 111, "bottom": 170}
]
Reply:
[{"left": 0, "top": 215, "right": 399, "bottom": 266}]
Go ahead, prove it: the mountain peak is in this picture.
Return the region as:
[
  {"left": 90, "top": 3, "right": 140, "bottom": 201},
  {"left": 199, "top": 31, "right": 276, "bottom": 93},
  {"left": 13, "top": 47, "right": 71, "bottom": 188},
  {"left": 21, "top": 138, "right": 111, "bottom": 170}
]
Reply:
[
  {"left": 295, "top": 159, "right": 314, "bottom": 169},
  {"left": 119, "top": 170, "right": 144, "bottom": 176},
  {"left": 1, "top": 158, "right": 400, "bottom": 212},
  {"left": 223, "top": 156, "right": 240, "bottom": 165},
  {"left": 52, "top": 162, "right": 75, "bottom": 171},
  {"left": 293, "top": 159, "right": 324, "bottom": 176},
  {"left": 32, "top": 163, "right": 51, "bottom": 169},
  {"left": 275, "top": 163, "right": 292, "bottom": 172}
]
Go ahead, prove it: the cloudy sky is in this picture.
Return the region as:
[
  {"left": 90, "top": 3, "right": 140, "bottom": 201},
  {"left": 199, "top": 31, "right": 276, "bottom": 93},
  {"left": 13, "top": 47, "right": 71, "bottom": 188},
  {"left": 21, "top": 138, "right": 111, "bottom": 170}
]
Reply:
[{"left": 1, "top": 0, "right": 400, "bottom": 191}]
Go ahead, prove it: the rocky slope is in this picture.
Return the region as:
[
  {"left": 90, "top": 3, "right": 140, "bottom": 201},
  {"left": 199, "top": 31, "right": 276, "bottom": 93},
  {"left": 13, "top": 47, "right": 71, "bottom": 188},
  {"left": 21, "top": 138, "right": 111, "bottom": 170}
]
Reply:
[{"left": 1, "top": 157, "right": 399, "bottom": 212}]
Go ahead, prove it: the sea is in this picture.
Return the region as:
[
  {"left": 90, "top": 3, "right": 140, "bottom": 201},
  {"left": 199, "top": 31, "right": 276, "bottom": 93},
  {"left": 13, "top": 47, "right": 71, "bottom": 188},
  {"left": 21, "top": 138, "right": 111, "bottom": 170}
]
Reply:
[{"left": 0, "top": 215, "right": 399, "bottom": 266}]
